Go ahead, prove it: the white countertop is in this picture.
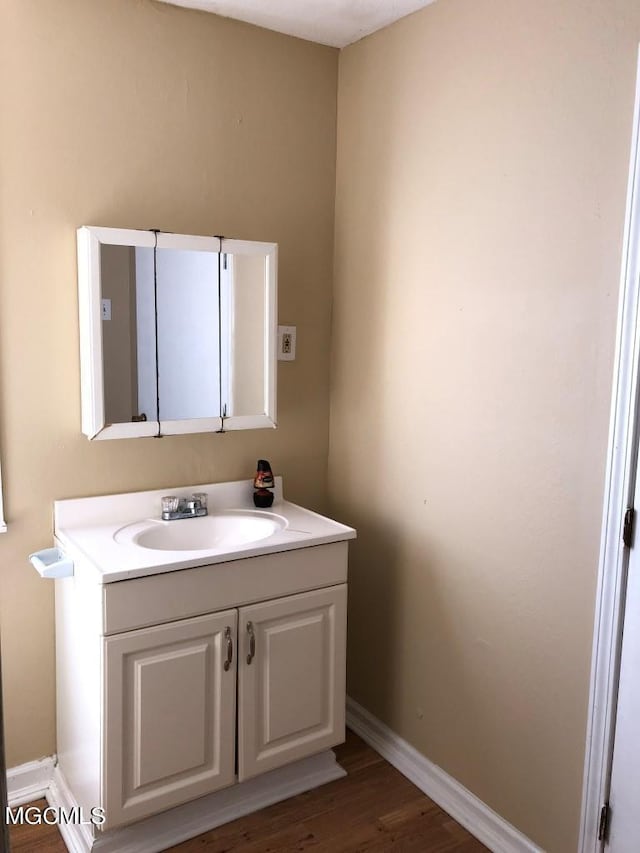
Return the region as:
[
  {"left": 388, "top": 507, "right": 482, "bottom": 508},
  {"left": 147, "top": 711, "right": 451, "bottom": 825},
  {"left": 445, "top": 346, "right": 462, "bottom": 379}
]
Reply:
[{"left": 53, "top": 478, "right": 356, "bottom": 583}]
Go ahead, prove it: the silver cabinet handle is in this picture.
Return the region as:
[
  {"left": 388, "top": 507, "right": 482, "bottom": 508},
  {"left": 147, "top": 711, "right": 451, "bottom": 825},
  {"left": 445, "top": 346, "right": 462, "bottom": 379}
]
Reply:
[
  {"left": 246, "top": 621, "right": 256, "bottom": 665},
  {"left": 224, "top": 626, "right": 233, "bottom": 671}
]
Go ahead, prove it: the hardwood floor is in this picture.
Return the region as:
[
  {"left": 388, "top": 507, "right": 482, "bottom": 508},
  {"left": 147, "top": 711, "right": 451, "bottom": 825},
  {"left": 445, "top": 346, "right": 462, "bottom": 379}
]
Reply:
[{"left": 9, "top": 731, "right": 487, "bottom": 852}]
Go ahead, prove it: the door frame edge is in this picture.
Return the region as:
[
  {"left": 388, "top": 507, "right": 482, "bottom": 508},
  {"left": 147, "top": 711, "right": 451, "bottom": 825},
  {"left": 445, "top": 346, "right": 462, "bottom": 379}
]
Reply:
[{"left": 580, "top": 45, "right": 640, "bottom": 853}]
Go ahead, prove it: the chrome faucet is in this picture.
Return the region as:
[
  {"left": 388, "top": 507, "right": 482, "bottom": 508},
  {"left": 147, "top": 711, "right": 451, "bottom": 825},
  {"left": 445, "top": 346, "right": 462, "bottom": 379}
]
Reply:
[{"left": 161, "top": 493, "right": 208, "bottom": 521}]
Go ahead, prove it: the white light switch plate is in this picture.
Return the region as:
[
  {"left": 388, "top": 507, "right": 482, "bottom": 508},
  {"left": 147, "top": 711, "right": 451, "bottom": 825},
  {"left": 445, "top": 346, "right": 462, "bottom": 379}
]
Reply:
[
  {"left": 101, "top": 298, "right": 112, "bottom": 321},
  {"left": 278, "top": 325, "right": 296, "bottom": 361}
]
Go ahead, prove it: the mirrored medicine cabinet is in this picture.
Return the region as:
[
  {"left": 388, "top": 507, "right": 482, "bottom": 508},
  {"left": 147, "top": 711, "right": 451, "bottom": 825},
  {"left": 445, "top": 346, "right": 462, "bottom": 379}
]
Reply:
[{"left": 77, "top": 226, "right": 277, "bottom": 440}]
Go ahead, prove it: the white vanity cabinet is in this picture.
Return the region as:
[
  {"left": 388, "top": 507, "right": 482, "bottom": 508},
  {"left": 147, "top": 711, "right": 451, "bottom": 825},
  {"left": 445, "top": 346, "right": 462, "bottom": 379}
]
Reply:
[
  {"left": 101, "top": 584, "right": 347, "bottom": 830},
  {"left": 49, "top": 479, "right": 355, "bottom": 853},
  {"left": 53, "top": 537, "right": 350, "bottom": 850}
]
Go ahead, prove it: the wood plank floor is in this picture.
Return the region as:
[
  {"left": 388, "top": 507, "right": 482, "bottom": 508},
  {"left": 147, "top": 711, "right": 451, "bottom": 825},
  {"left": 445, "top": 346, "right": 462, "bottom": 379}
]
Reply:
[{"left": 9, "top": 731, "right": 487, "bottom": 852}]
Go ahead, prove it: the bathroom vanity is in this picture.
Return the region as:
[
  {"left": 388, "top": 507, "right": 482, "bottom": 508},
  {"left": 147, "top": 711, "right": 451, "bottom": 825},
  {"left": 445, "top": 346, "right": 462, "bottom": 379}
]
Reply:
[{"left": 44, "top": 478, "right": 355, "bottom": 853}]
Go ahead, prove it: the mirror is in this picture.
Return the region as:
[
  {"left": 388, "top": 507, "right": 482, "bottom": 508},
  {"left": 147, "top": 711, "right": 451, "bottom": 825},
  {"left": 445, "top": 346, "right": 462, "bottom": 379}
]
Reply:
[
  {"left": 77, "top": 227, "right": 277, "bottom": 439},
  {"left": 155, "top": 245, "right": 221, "bottom": 422}
]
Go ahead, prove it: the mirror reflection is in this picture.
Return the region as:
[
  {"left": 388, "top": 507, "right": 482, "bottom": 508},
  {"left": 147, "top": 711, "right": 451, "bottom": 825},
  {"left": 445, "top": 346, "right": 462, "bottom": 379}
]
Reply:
[
  {"left": 100, "top": 244, "right": 156, "bottom": 426},
  {"left": 156, "top": 248, "right": 221, "bottom": 422},
  {"left": 222, "top": 251, "right": 267, "bottom": 418}
]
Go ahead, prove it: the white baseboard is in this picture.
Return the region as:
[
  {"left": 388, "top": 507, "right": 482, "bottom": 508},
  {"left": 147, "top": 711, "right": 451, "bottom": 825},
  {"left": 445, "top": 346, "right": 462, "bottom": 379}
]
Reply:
[
  {"left": 6, "top": 755, "right": 56, "bottom": 807},
  {"left": 346, "top": 697, "right": 542, "bottom": 853},
  {"left": 46, "top": 765, "right": 95, "bottom": 853},
  {"left": 46, "top": 749, "right": 345, "bottom": 853}
]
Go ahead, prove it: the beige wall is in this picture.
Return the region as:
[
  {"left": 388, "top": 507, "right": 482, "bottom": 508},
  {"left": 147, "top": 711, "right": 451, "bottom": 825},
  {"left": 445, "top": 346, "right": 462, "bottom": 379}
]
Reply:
[
  {"left": 329, "top": 1, "right": 640, "bottom": 850},
  {"left": 0, "top": 0, "right": 337, "bottom": 766}
]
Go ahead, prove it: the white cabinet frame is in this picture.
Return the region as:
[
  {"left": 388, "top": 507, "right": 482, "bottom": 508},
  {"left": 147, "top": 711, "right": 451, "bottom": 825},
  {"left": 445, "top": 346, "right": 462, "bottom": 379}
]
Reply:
[{"left": 77, "top": 227, "right": 277, "bottom": 439}]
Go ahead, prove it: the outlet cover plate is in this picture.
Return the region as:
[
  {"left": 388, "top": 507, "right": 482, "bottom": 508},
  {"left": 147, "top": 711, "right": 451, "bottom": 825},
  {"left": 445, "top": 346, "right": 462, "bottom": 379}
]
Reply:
[{"left": 278, "top": 325, "right": 296, "bottom": 361}]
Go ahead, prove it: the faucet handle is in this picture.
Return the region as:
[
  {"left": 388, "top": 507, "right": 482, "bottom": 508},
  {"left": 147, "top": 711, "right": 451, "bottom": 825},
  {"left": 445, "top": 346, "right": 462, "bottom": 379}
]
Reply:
[
  {"left": 161, "top": 496, "right": 179, "bottom": 514},
  {"left": 192, "top": 492, "right": 208, "bottom": 511}
]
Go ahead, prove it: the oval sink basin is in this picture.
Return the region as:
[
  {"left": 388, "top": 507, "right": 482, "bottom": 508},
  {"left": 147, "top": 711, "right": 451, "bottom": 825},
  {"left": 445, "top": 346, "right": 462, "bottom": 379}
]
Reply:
[{"left": 115, "top": 510, "right": 287, "bottom": 552}]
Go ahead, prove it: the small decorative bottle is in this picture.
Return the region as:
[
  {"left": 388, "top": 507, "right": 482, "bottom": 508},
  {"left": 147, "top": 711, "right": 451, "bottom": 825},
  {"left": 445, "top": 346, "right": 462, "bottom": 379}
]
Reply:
[{"left": 253, "top": 459, "right": 274, "bottom": 508}]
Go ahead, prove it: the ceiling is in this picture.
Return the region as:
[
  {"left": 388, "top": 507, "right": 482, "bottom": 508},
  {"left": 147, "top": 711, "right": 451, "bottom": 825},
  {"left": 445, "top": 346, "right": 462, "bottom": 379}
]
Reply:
[{"left": 156, "top": 0, "right": 438, "bottom": 48}]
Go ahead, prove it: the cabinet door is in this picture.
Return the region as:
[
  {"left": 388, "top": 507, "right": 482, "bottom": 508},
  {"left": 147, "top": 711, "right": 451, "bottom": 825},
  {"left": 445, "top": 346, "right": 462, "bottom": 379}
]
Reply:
[
  {"left": 103, "top": 610, "right": 237, "bottom": 829},
  {"left": 238, "top": 584, "right": 347, "bottom": 781}
]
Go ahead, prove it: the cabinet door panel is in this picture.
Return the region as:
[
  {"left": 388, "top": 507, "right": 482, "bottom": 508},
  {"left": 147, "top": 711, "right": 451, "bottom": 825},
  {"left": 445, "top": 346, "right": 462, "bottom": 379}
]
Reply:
[
  {"left": 135, "top": 645, "right": 208, "bottom": 787},
  {"left": 238, "top": 585, "right": 347, "bottom": 780},
  {"left": 104, "top": 610, "right": 237, "bottom": 829}
]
